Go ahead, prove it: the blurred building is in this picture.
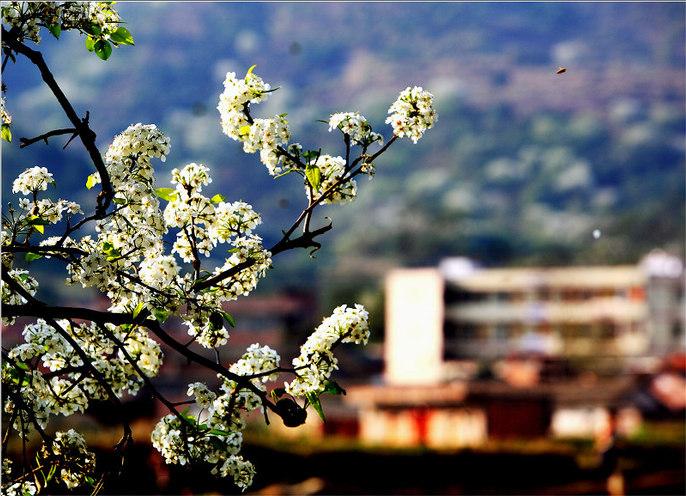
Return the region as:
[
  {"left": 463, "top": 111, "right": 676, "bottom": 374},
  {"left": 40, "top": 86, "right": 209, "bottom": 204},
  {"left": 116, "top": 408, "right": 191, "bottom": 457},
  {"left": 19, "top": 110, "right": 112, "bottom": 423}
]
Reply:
[
  {"left": 343, "top": 252, "right": 684, "bottom": 448},
  {"left": 387, "top": 251, "right": 684, "bottom": 376}
]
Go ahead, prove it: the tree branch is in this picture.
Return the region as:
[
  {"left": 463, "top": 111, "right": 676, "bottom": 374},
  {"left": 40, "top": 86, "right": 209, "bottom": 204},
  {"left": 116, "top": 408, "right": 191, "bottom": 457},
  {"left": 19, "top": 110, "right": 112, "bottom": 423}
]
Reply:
[
  {"left": 19, "top": 127, "right": 77, "bottom": 148},
  {"left": 2, "top": 28, "right": 113, "bottom": 215}
]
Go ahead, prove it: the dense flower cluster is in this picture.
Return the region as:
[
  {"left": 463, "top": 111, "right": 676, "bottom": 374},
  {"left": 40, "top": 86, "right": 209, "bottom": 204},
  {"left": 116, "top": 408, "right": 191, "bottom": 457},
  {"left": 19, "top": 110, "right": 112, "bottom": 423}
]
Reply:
[
  {"left": 4, "top": 481, "right": 37, "bottom": 496},
  {"left": 1, "top": 2, "right": 120, "bottom": 44},
  {"left": 11, "top": 166, "right": 54, "bottom": 195},
  {"left": 230, "top": 344, "right": 281, "bottom": 382},
  {"left": 42, "top": 429, "right": 97, "bottom": 489},
  {"left": 306, "top": 155, "right": 357, "bottom": 205},
  {"left": 386, "top": 86, "right": 437, "bottom": 143},
  {"left": 1, "top": 269, "right": 38, "bottom": 325},
  {"left": 4, "top": 319, "right": 162, "bottom": 437},
  {"left": 150, "top": 344, "right": 280, "bottom": 490},
  {"left": 2, "top": 30, "right": 435, "bottom": 490},
  {"left": 217, "top": 69, "right": 292, "bottom": 175},
  {"left": 328, "top": 111, "right": 382, "bottom": 146},
  {"left": 285, "top": 304, "right": 369, "bottom": 397}
]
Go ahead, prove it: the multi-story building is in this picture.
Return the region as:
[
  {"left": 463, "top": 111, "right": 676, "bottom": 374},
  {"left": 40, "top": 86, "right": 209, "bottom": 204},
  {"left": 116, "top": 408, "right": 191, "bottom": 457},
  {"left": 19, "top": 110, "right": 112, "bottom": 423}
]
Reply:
[
  {"left": 386, "top": 251, "right": 684, "bottom": 379},
  {"left": 343, "top": 251, "right": 683, "bottom": 447}
]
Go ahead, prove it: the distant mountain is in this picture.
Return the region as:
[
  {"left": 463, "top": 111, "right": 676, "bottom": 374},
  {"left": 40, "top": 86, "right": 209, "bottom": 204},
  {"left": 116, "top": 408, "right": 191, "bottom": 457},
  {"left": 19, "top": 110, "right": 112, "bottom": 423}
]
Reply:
[{"left": 3, "top": 3, "right": 684, "bottom": 310}]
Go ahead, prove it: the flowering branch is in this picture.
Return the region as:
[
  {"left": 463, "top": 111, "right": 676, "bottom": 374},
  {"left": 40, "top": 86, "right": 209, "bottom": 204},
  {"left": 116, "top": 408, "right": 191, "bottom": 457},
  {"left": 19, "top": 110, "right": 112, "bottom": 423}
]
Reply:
[
  {"left": 2, "top": 27, "right": 113, "bottom": 215},
  {"left": 1, "top": 4, "right": 437, "bottom": 493}
]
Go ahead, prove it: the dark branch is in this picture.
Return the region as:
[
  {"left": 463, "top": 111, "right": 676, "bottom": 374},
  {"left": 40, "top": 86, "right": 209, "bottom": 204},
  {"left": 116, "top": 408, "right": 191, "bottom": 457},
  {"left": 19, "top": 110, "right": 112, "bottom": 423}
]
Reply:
[
  {"left": 19, "top": 127, "right": 77, "bottom": 148},
  {"left": 2, "top": 27, "right": 113, "bottom": 215}
]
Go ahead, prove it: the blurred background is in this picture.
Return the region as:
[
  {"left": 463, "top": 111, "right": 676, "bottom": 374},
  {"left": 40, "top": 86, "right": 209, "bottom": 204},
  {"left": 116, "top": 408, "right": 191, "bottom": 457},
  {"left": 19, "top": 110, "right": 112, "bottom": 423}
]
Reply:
[{"left": 2, "top": 2, "right": 685, "bottom": 495}]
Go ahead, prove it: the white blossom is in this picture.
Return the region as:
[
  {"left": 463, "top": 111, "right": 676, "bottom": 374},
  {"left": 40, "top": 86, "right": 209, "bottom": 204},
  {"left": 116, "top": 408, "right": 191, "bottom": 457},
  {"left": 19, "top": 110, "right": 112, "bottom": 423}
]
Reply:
[
  {"left": 12, "top": 166, "right": 54, "bottom": 195},
  {"left": 285, "top": 304, "right": 369, "bottom": 397},
  {"left": 386, "top": 86, "right": 437, "bottom": 143},
  {"left": 187, "top": 382, "right": 217, "bottom": 408},
  {"left": 306, "top": 155, "right": 357, "bottom": 204},
  {"left": 230, "top": 344, "right": 280, "bottom": 383}
]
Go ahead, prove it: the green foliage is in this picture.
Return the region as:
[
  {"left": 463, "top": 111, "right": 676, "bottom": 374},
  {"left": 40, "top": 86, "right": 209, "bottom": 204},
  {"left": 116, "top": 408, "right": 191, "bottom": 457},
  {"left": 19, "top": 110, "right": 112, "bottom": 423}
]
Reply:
[
  {"left": 109, "top": 27, "right": 134, "bottom": 46},
  {"left": 47, "top": 24, "right": 61, "bottom": 39},
  {"left": 305, "top": 164, "right": 321, "bottom": 190},
  {"left": 85, "top": 173, "right": 98, "bottom": 190},
  {"left": 218, "top": 310, "right": 236, "bottom": 327},
  {"left": 25, "top": 252, "right": 43, "bottom": 262},
  {"left": 132, "top": 301, "right": 145, "bottom": 318},
  {"left": 152, "top": 308, "right": 170, "bottom": 323},
  {"left": 93, "top": 39, "right": 112, "bottom": 61},
  {"left": 154, "top": 187, "right": 177, "bottom": 201},
  {"left": 306, "top": 392, "right": 325, "bottom": 422},
  {"left": 1, "top": 124, "right": 11, "bottom": 142}
]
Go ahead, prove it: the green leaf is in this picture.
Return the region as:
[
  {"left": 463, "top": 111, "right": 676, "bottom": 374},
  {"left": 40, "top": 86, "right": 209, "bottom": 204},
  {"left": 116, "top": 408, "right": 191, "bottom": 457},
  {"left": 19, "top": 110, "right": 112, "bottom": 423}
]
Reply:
[
  {"left": 83, "top": 23, "right": 101, "bottom": 37},
  {"left": 47, "top": 24, "right": 61, "bottom": 39},
  {"left": 109, "top": 26, "right": 134, "bottom": 46},
  {"left": 94, "top": 40, "right": 112, "bottom": 61},
  {"left": 323, "top": 379, "right": 346, "bottom": 396},
  {"left": 305, "top": 165, "right": 321, "bottom": 190},
  {"left": 209, "top": 428, "right": 232, "bottom": 436},
  {"left": 25, "top": 252, "right": 43, "bottom": 262},
  {"left": 238, "top": 125, "right": 251, "bottom": 136},
  {"left": 112, "top": 197, "right": 126, "bottom": 205},
  {"left": 244, "top": 64, "right": 257, "bottom": 82},
  {"left": 85, "top": 35, "right": 96, "bottom": 52},
  {"left": 84, "top": 476, "right": 95, "bottom": 486},
  {"left": 34, "top": 224, "right": 44, "bottom": 234},
  {"left": 210, "top": 193, "right": 225, "bottom": 204},
  {"left": 27, "top": 216, "right": 49, "bottom": 226},
  {"left": 101, "top": 241, "right": 121, "bottom": 260},
  {"left": 132, "top": 302, "right": 144, "bottom": 319},
  {"left": 154, "top": 187, "right": 177, "bottom": 201},
  {"left": 152, "top": 308, "right": 170, "bottom": 323},
  {"left": 306, "top": 392, "right": 325, "bottom": 423},
  {"left": 1, "top": 123, "right": 11, "bottom": 142},
  {"left": 220, "top": 310, "right": 236, "bottom": 327},
  {"left": 85, "top": 173, "right": 99, "bottom": 189}
]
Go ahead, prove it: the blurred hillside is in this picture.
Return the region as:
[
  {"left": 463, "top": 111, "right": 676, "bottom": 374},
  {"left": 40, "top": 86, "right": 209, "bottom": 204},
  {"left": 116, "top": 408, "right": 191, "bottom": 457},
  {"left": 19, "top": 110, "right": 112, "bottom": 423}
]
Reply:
[{"left": 2, "top": 3, "right": 684, "bottom": 306}]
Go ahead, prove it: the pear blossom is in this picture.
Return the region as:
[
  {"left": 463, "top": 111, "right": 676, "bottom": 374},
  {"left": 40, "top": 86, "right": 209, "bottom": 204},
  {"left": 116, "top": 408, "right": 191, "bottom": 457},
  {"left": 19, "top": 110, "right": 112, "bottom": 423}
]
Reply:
[
  {"left": 386, "top": 86, "right": 437, "bottom": 143},
  {"left": 12, "top": 166, "right": 54, "bottom": 195}
]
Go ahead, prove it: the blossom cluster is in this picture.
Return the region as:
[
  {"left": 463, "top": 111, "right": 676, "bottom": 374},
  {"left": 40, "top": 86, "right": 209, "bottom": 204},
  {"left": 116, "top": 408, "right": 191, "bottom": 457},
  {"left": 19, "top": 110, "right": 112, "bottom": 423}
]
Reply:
[
  {"left": 217, "top": 70, "right": 291, "bottom": 175},
  {"left": 328, "top": 111, "right": 382, "bottom": 146},
  {"left": 386, "top": 86, "right": 437, "bottom": 143},
  {"left": 41, "top": 429, "right": 97, "bottom": 489},
  {"left": 4, "top": 319, "right": 162, "bottom": 435},
  {"left": 217, "top": 67, "right": 435, "bottom": 212},
  {"left": 40, "top": 128, "right": 272, "bottom": 350},
  {"left": 12, "top": 166, "right": 54, "bottom": 195},
  {"left": 306, "top": 154, "right": 357, "bottom": 205},
  {"left": 1, "top": 2, "right": 121, "bottom": 44},
  {"left": 4, "top": 481, "right": 37, "bottom": 496},
  {"left": 1, "top": 269, "right": 38, "bottom": 325},
  {"left": 152, "top": 342, "right": 279, "bottom": 492},
  {"left": 2, "top": 47, "right": 436, "bottom": 493},
  {"left": 285, "top": 304, "right": 369, "bottom": 397},
  {"left": 2, "top": 456, "right": 37, "bottom": 496}
]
